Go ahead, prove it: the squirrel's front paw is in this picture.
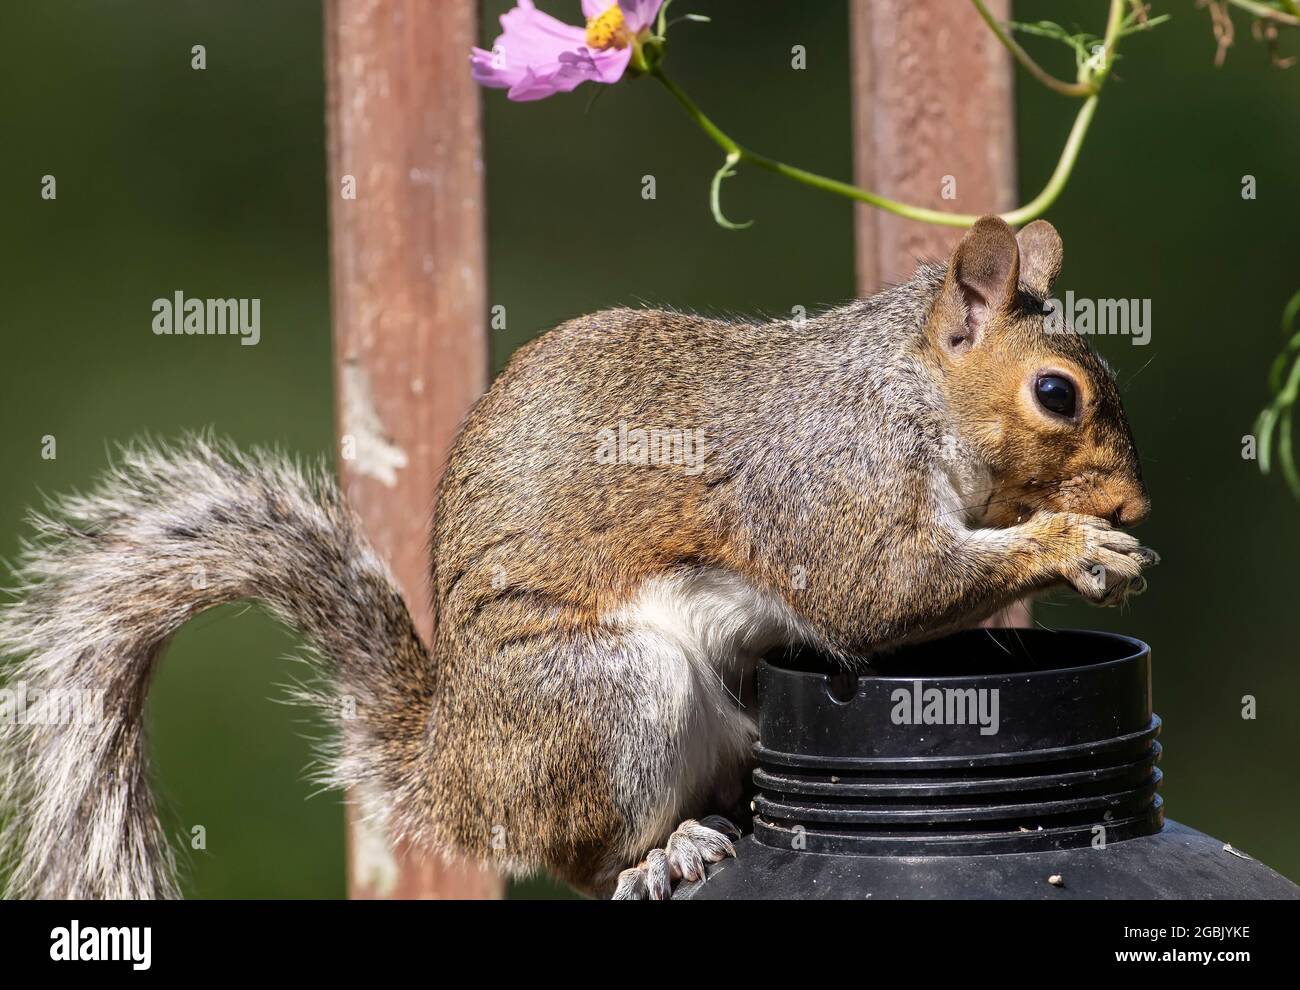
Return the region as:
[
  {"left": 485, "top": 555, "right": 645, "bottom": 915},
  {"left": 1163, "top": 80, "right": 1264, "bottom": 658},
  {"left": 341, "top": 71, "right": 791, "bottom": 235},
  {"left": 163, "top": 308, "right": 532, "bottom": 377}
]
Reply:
[
  {"left": 611, "top": 816, "right": 740, "bottom": 900},
  {"left": 1045, "top": 513, "right": 1159, "bottom": 605}
]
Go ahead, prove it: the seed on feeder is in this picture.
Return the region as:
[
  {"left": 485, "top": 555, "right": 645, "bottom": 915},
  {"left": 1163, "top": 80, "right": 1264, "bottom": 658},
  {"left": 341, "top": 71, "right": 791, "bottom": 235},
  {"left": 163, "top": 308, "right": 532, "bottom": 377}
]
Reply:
[{"left": 1047, "top": 874, "right": 1065, "bottom": 887}]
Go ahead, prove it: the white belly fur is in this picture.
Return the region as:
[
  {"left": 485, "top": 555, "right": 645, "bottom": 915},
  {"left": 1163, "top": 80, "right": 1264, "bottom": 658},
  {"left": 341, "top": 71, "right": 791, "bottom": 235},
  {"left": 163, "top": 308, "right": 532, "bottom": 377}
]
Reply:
[{"left": 605, "top": 566, "right": 815, "bottom": 859}]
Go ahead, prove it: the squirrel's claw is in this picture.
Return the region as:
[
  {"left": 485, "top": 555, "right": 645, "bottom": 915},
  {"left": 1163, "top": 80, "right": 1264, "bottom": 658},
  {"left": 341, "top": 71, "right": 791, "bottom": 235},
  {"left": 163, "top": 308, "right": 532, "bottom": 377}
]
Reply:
[
  {"left": 1045, "top": 513, "right": 1159, "bottom": 606},
  {"left": 698, "top": 815, "right": 742, "bottom": 841},
  {"left": 611, "top": 867, "right": 647, "bottom": 900},
  {"left": 611, "top": 817, "right": 740, "bottom": 900}
]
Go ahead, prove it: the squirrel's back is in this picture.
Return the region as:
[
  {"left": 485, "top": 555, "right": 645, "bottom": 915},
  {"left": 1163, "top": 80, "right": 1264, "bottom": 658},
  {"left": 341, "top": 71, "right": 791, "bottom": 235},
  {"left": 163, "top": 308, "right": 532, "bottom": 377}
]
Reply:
[{"left": 430, "top": 278, "right": 950, "bottom": 649}]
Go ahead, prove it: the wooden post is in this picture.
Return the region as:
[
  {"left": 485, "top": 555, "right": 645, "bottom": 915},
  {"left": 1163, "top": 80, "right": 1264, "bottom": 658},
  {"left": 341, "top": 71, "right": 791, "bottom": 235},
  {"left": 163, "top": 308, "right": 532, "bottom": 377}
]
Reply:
[
  {"left": 850, "top": 0, "right": 1018, "bottom": 289},
  {"left": 850, "top": 0, "right": 1029, "bottom": 627},
  {"left": 324, "top": 0, "right": 503, "bottom": 899}
]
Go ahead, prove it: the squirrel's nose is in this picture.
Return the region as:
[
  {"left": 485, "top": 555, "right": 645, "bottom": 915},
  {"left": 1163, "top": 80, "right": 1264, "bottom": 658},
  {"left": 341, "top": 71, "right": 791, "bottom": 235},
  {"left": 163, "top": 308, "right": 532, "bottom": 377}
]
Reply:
[{"left": 1110, "top": 495, "right": 1150, "bottom": 528}]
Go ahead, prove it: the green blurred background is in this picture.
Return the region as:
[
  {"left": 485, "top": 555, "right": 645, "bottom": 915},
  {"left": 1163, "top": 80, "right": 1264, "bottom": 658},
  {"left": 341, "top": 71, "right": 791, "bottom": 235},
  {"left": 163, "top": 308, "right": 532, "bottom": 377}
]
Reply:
[{"left": 1, "top": 1, "right": 1296, "bottom": 898}]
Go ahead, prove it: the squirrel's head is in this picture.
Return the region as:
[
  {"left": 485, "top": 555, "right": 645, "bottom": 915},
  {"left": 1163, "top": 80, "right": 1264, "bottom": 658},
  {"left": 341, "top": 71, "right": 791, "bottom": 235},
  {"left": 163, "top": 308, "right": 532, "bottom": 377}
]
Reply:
[{"left": 925, "top": 216, "right": 1148, "bottom": 530}]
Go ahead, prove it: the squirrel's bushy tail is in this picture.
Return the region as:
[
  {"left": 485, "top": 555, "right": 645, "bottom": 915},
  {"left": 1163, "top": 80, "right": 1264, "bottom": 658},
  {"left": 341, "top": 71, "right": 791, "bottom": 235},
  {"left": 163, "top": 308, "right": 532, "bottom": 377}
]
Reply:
[{"left": 0, "top": 438, "right": 433, "bottom": 898}]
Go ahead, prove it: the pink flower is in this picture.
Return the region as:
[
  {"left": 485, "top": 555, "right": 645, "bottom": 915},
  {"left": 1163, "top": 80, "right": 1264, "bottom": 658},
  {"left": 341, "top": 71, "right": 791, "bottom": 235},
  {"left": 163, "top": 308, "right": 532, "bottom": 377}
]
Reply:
[{"left": 471, "top": 1, "right": 664, "bottom": 102}]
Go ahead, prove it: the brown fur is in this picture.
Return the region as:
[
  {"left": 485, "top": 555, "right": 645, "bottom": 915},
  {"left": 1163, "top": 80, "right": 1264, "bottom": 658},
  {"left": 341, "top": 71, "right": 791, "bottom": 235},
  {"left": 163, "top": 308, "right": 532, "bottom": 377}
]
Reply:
[{"left": 0, "top": 218, "right": 1156, "bottom": 899}]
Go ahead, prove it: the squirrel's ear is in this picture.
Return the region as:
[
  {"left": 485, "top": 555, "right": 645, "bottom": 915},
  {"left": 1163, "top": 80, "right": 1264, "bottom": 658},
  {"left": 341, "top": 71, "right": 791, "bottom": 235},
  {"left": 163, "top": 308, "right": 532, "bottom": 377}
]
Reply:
[
  {"left": 936, "top": 215, "right": 1020, "bottom": 356},
  {"left": 1016, "top": 219, "right": 1062, "bottom": 298}
]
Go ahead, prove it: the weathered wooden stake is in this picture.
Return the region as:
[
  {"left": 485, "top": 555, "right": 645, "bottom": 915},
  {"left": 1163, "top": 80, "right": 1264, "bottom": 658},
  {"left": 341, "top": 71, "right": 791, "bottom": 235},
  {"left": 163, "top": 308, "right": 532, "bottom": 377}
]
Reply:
[
  {"left": 851, "top": 0, "right": 1029, "bottom": 627},
  {"left": 324, "top": 0, "right": 503, "bottom": 899}
]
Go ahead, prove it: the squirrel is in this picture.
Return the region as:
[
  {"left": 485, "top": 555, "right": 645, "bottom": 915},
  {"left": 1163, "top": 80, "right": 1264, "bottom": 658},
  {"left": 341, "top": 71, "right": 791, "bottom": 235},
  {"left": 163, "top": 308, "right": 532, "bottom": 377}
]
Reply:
[{"left": 0, "top": 216, "right": 1156, "bottom": 900}]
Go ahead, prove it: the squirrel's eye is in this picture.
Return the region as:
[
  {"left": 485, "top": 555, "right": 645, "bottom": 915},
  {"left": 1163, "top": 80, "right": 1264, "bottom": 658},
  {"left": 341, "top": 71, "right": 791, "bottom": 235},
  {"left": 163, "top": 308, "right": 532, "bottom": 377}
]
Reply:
[{"left": 1035, "top": 374, "right": 1077, "bottom": 418}]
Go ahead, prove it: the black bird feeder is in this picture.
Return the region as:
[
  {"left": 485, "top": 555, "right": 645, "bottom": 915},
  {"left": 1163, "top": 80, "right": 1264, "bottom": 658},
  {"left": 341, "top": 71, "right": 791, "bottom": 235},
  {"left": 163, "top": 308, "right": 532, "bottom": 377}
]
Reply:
[{"left": 676, "top": 629, "right": 1299, "bottom": 899}]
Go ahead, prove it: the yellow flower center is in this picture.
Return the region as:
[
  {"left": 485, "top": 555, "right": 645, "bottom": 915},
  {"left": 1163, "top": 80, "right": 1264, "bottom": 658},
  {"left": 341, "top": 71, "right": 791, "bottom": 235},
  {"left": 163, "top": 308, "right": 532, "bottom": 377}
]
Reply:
[{"left": 585, "top": 4, "right": 630, "bottom": 50}]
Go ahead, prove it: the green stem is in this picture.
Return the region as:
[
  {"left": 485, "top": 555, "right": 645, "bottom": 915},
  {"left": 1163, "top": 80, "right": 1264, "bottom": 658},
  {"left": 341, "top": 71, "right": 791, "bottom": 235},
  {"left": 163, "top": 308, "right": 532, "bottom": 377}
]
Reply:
[
  {"left": 652, "top": 0, "right": 1134, "bottom": 230},
  {"left": 1100, "top": 0, "right": 1128, "bottom": 83},
  {"left": 653, "top": 68, "right": 1100, "bottom": 229},
  {"left": 1260, "top": 340, "right": 1300, "bottom": 478},
  {"left": 970, "top": 0, "right": 1097, "bottom": 97}
]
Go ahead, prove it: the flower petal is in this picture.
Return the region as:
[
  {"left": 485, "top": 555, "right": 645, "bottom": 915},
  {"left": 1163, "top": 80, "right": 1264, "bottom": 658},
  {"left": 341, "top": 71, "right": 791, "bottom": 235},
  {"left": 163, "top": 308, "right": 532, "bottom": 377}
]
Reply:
[
  {"left": 470, "top": 46, "right": 524, "bottom": 89},
  {"left": 587, "top": 45, "right": 634, "bottom": 84},
  {"left": 502, "top": 0, "right": 586, "bottom": 48},
  {"left": 505, "top": 45, "right": 632, "bottom": 101},
  {"left": 618, "top": 0, "right": 664, "bottom": 32},
  {"left": 472, "top": 0, "right": 640, "bottom": 100},
  {"left": 474, "top": 0, "right": 589, "bottom": 91}
]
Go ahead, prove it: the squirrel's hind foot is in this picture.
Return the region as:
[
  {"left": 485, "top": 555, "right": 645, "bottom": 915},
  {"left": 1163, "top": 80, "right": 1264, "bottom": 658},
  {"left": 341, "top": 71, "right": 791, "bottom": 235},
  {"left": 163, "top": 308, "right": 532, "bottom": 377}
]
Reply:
[{"left": 611, "top": 816, "right": 740, "bottom": 900}]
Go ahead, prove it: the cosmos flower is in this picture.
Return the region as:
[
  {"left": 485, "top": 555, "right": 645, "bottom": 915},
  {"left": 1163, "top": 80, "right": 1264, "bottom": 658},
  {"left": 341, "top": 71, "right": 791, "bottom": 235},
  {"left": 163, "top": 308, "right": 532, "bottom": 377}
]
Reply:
[{"left": 471, "top": 0, "right": 664, "bottom": 102}]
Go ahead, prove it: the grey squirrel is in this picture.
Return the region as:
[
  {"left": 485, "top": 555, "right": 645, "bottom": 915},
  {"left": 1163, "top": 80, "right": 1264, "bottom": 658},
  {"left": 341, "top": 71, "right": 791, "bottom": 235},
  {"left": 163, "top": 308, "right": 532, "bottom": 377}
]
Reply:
[{"left": 0, "top": 216, "right": 1156, "bottom": 899}]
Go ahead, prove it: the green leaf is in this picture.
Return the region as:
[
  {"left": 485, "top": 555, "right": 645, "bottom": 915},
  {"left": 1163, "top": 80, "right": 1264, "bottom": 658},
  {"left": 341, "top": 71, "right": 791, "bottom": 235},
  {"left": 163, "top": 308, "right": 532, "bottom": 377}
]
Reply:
[
  {"left": 1282, "top": 288, "right": 1300, "bottom": 336},
  {"left": 1281, "top": 413, "right": 1300, "bottom": 498},
  {"left": 1255, "top": 290, "right": 1300, "bottom": 493},
  {"left": 1258, "top": 406, "right": 1277, "bottom": 474},
  {"left": 1007, "top": 19, "right": 1099, "bottom": 69}
]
